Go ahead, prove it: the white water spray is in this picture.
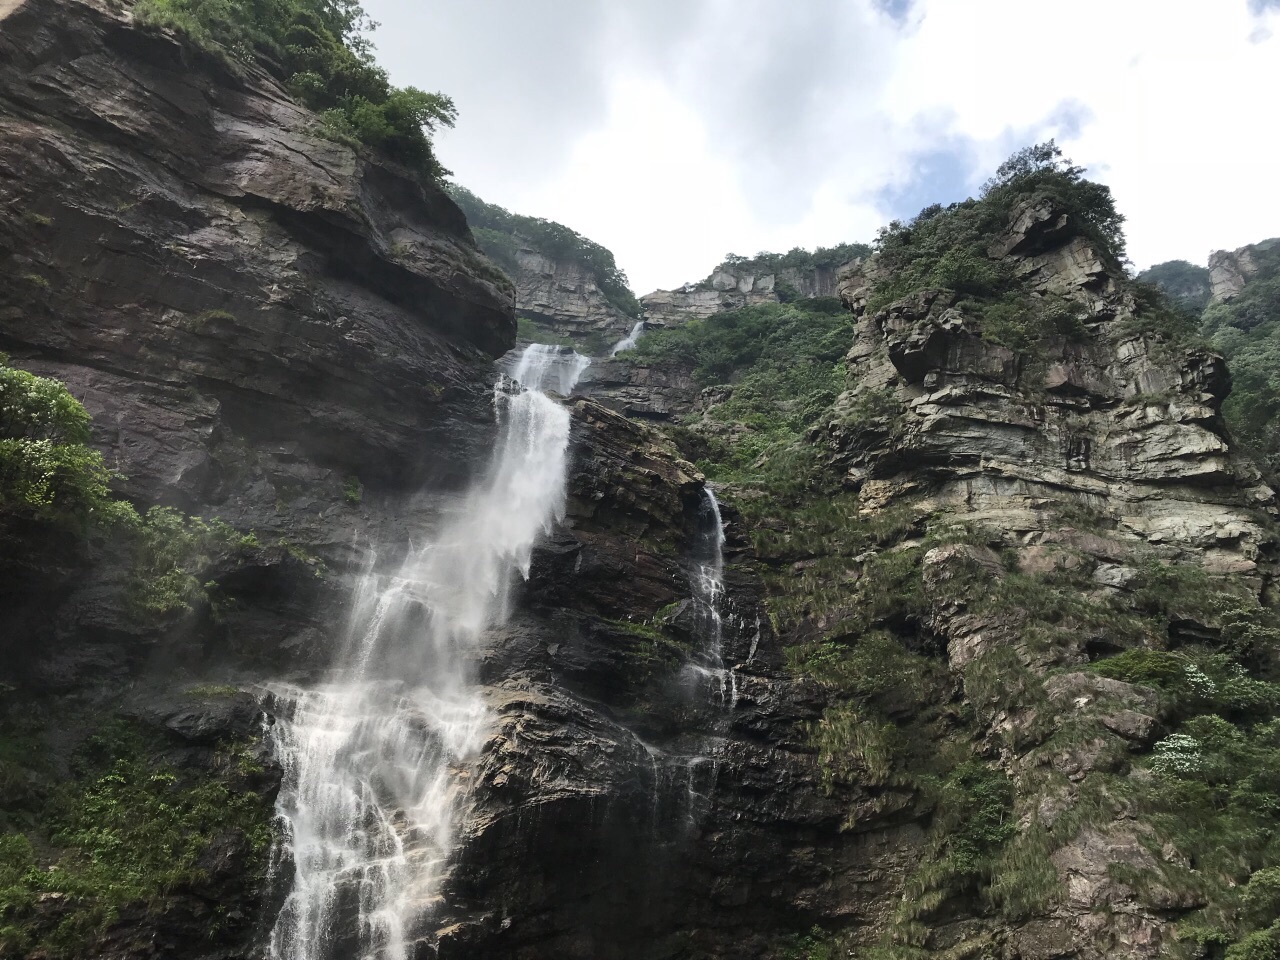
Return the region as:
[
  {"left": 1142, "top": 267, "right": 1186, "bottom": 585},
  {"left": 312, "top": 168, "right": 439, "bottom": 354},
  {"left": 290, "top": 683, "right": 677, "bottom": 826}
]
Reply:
[
  {"left": 609, "top": 320, "right": 646, "bottom": 356},
  {"left": 263, "top": 344, "right": 590, "bottom": 960}
]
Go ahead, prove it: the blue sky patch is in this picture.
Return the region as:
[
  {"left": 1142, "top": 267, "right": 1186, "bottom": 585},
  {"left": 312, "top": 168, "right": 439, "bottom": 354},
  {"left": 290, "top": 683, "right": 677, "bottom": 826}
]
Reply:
[{"left": 875, "top": 146, "right": 977, "bottom": 222}]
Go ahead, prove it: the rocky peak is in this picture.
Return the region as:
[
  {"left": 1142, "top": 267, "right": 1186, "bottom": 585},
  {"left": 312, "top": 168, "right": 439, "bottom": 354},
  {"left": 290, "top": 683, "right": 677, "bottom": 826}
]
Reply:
[
  {"left": 831, "top": 196, "right": 1275, "bottom": 565},
  {"left": 1208, "top": 238, "right": 1279, "bottom": 304}
]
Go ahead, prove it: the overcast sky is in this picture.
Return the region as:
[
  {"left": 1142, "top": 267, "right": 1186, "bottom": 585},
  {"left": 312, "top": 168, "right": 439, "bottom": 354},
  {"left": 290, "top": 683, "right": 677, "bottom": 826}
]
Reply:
[{"left": 364, "top": 0, "right": 1280, "bottom": 295}]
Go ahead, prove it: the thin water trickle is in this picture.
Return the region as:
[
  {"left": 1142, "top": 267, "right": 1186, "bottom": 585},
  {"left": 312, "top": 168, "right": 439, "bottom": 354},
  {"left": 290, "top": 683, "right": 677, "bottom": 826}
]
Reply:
[
  {"left": 609, "top": 320, "right": 646, "bottom": 356},
  {"left": 686, "top": 487, "right": 735, "bottom": 707},
  {"left": 263, "top": 344, "right": 590, "bottom": 960}
]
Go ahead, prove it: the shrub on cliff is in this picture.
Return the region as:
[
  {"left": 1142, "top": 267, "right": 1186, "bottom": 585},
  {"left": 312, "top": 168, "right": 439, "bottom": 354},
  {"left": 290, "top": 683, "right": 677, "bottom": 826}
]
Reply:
[
  {"left": 134, "top": 0, "right": 456, "bottom": 181},
  {"left": 869, "top": 141, "right": 1126, "bottom": 323},
  {"left": 0, "top": 358, "right": 132, "bottom": 529}
]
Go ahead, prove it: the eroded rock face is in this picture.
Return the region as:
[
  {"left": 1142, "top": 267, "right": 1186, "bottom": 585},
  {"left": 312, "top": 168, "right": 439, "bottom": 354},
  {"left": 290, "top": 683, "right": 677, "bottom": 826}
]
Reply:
[
  {"left": 0, "top": 0, "right": 515, "bottom": 954},
  {"left": 1208, "top": 245, "right": 1259, "bottom": 303},
  {"left": 512, "top": 248, "right": 639, "bottom": 348},
  {"left": 641, "top": 262, "right": 849, "bottom": 328},
  {"left": 817, "top": 198, "right": 1280, "bottom": 958},
  {"left": 830, "top": 206, "right": 1275, "bottom": 568},
  {"left": 0, "top": 7, "right": 867, "bottom": 959},
  {"left": 575, "top": 356, "right": 702, "bottom": 419},
  {"left": 0, "top": 0, "right": 516, "bottom": 505}
]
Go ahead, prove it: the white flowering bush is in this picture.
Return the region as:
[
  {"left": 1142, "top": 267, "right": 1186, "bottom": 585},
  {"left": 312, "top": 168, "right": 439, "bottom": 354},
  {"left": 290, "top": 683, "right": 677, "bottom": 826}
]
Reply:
[
  {"left": 1184, "top": 663, "right": 1218, "bottom": 698},
  {"left": 1150, "top": 733, "right": 1206, "bottom": 777}
]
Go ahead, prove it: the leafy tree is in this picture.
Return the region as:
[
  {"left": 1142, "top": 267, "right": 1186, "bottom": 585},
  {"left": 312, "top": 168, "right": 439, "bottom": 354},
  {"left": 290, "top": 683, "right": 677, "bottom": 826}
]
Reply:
[
  {"left": 979, "top": 139, "right": 1126, "bottom": 262},
  {"left": 134, "top": 0, "right": 455, "bottom": 181},
  {"left": 0, "top": 357, "right": 132, "bottom": 529}
]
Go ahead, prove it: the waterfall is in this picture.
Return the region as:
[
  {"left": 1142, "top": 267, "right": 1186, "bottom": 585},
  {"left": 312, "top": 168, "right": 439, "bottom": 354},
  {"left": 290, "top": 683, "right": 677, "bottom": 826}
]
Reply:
[
  {"left": 609, "top": 320, "right": 646, "bottom": 356},
  {"left": 686, "top": 487, "right": 734, "bottom": 707},
  {"left": 263, "top": 344, "right": 590, "bottom": 960}
]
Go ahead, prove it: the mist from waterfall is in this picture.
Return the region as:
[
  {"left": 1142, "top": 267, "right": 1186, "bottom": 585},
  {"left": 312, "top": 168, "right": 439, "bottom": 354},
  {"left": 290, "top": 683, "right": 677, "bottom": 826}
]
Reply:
[
  {"left": 610, "top": 320, "right": 645, "bottom": 356},
  {"left": 262, "top": 344, "right": 590, "bottom": 960}
]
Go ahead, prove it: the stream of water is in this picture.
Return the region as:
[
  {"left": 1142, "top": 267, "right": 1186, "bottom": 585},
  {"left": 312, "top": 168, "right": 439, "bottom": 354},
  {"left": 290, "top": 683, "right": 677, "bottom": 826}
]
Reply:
[
  {"left": 262, "top": 344, "right": 590, "bottom": 960},
  {"left": 609, "top": 320, "right": 646, "bottom": 356},
  {"left": 686, "top": 487, "right": 734, "bottom": 707}
]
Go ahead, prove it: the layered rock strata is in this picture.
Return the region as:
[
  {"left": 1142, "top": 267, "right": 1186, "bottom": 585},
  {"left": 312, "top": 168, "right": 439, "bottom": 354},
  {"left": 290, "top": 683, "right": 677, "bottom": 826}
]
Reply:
[
  {"left": 512, "top": 248, "right": 639, "bottom": 349},
  {"left": 808, "top": 196, "right": 1280, "bottom": 957}
]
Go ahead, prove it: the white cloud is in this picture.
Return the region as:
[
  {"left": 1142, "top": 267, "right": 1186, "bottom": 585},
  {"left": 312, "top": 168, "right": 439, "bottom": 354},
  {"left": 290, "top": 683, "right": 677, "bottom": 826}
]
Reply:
[{"left": 364, "top": 0, "right": 1280, "bottom": 292}]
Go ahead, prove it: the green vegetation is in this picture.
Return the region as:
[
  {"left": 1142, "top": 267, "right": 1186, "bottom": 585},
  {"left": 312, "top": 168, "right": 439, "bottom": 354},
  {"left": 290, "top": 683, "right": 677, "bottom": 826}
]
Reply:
[
  {"left": 342, "top": 474, "right": 362, "bottom": 505},
  {"left": 0, "top": 357, "right": 273, "bottom": 624},
  {"left": 714, "top": 242, "right": 872, "bottom": 281},
  {"left": 133, "top": 0, "right": 455, "bottom": 181},
  {"left": 1138, "top": 259, "right": 1212, "bottom": 313},
  {"left": 126, "top": 506, "right": 260, "bottom": 622},
  {"left": 632, "top": 145, "right": 1280, "bottom": 956},
  {"left": 1201, "top": 240, "right": 1280, "bottom": 469},
  {"left": 0, "top": 716, "right": 271, "bottom": 957},
  {"left": 901, "top": 762, "right": 1017, "bottom": 915},
  {"left": 873, "top": 141, "right": 1125, "bottom": 300},
  {"left": 0, "top": 357, "right": 134, "bottom": 530},
  {"left": 1140, "top": 241, "right": 1280, "bottom": 468},
  {"left": 626, "top": 298, "right": 853, "bottom": 486},
  {"left": 448, "top": 186, "right": 642, "bottom": 318},
  {"left": 858, "top": 140, "right": 1203, "bottom": 360}
]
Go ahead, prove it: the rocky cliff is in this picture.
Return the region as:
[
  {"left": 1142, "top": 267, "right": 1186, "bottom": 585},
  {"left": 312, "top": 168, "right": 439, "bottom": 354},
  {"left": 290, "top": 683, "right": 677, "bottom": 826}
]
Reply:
[
  {"left": 640, "top": 250, "right": 862, "bottom": 327},
  {"left": 509, "top": 248, "right": 639, "bottom": 351},
  {"left": 4, "top": 7, "right": 1280, "bottom": 959},
  {"left": 447, "top": 186, "right": 642, "bottom": 355},
  {"left": 0, "top": 0, "right": 517, "bottom": 952},
  {"left": 1146, "top": 237, "right": 1280, "bottom": 474},
  {"left": 802, "top": 200, "right": 1280, "bottom": 957},
  {"left": 623, "top": 175, "right": 1280, "bottom": 958},
  {"left": 0, "top": 3, "right": 842, "bottom": 959},
  {"left": 578, "top": 248, "right": 867, "bottom": 418}
]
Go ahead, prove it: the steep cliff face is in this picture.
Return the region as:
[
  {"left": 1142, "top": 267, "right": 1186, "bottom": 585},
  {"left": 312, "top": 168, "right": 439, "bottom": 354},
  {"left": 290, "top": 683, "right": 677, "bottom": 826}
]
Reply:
[
  {"left": 1209, "top": 244, "right": 1263, "bottom": 304},
  {"left": 510, "top": 247, "right": 639, "bottom": 350},
  {"left": 623, "top": 180, "right": 1280, "bottom": 958},
  {"left": 581, "top": 250, "right": 866, "bottom": 417},
  {"left": 0, "top": 4, "right": 810, "bottom": 959},
  {"left": 830, "top": 202, "right": 1273, "bottom": 568},
  {"left": 641, "top": 256, "right": 855, "bottom": 326},
  {"left": 804, "top": 202, "right": 1280, "bottom": 956},
  {"left": 0, "top": 0, "right": 521, "bottom": 954},
  {"left": 1147, "top": 238, "right": 1280, "bottom": 473},
  {"left": 0, "top": 0, "right": 515, "bottom": 504},
  {"left": 447, "top": 186, "right": 642, "bottom": 354}
]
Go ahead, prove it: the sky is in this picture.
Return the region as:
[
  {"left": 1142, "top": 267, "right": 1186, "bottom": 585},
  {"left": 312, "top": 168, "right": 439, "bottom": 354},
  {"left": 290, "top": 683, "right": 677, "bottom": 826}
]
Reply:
[{"left": 363, "top": 0, "right": 1280, "bottom": 295}]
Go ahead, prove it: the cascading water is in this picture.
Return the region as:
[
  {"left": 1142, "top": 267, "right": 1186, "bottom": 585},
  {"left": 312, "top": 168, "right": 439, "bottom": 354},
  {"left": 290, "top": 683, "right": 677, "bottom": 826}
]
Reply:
[
  {"left": 686, "top": 486, "right": 734, "bottom": 706},
  {"left": 609, "top": 320, "right": 646, "bottom": 356},
  {"left": 263, "top": 343, "right": 590, "bottom": 960}
]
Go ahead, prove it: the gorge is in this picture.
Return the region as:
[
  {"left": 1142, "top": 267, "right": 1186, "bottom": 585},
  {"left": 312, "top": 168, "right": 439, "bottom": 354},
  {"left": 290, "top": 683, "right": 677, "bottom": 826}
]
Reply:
[{"left": 2, "top": 3, "right": 1280, "bottom": 960}]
